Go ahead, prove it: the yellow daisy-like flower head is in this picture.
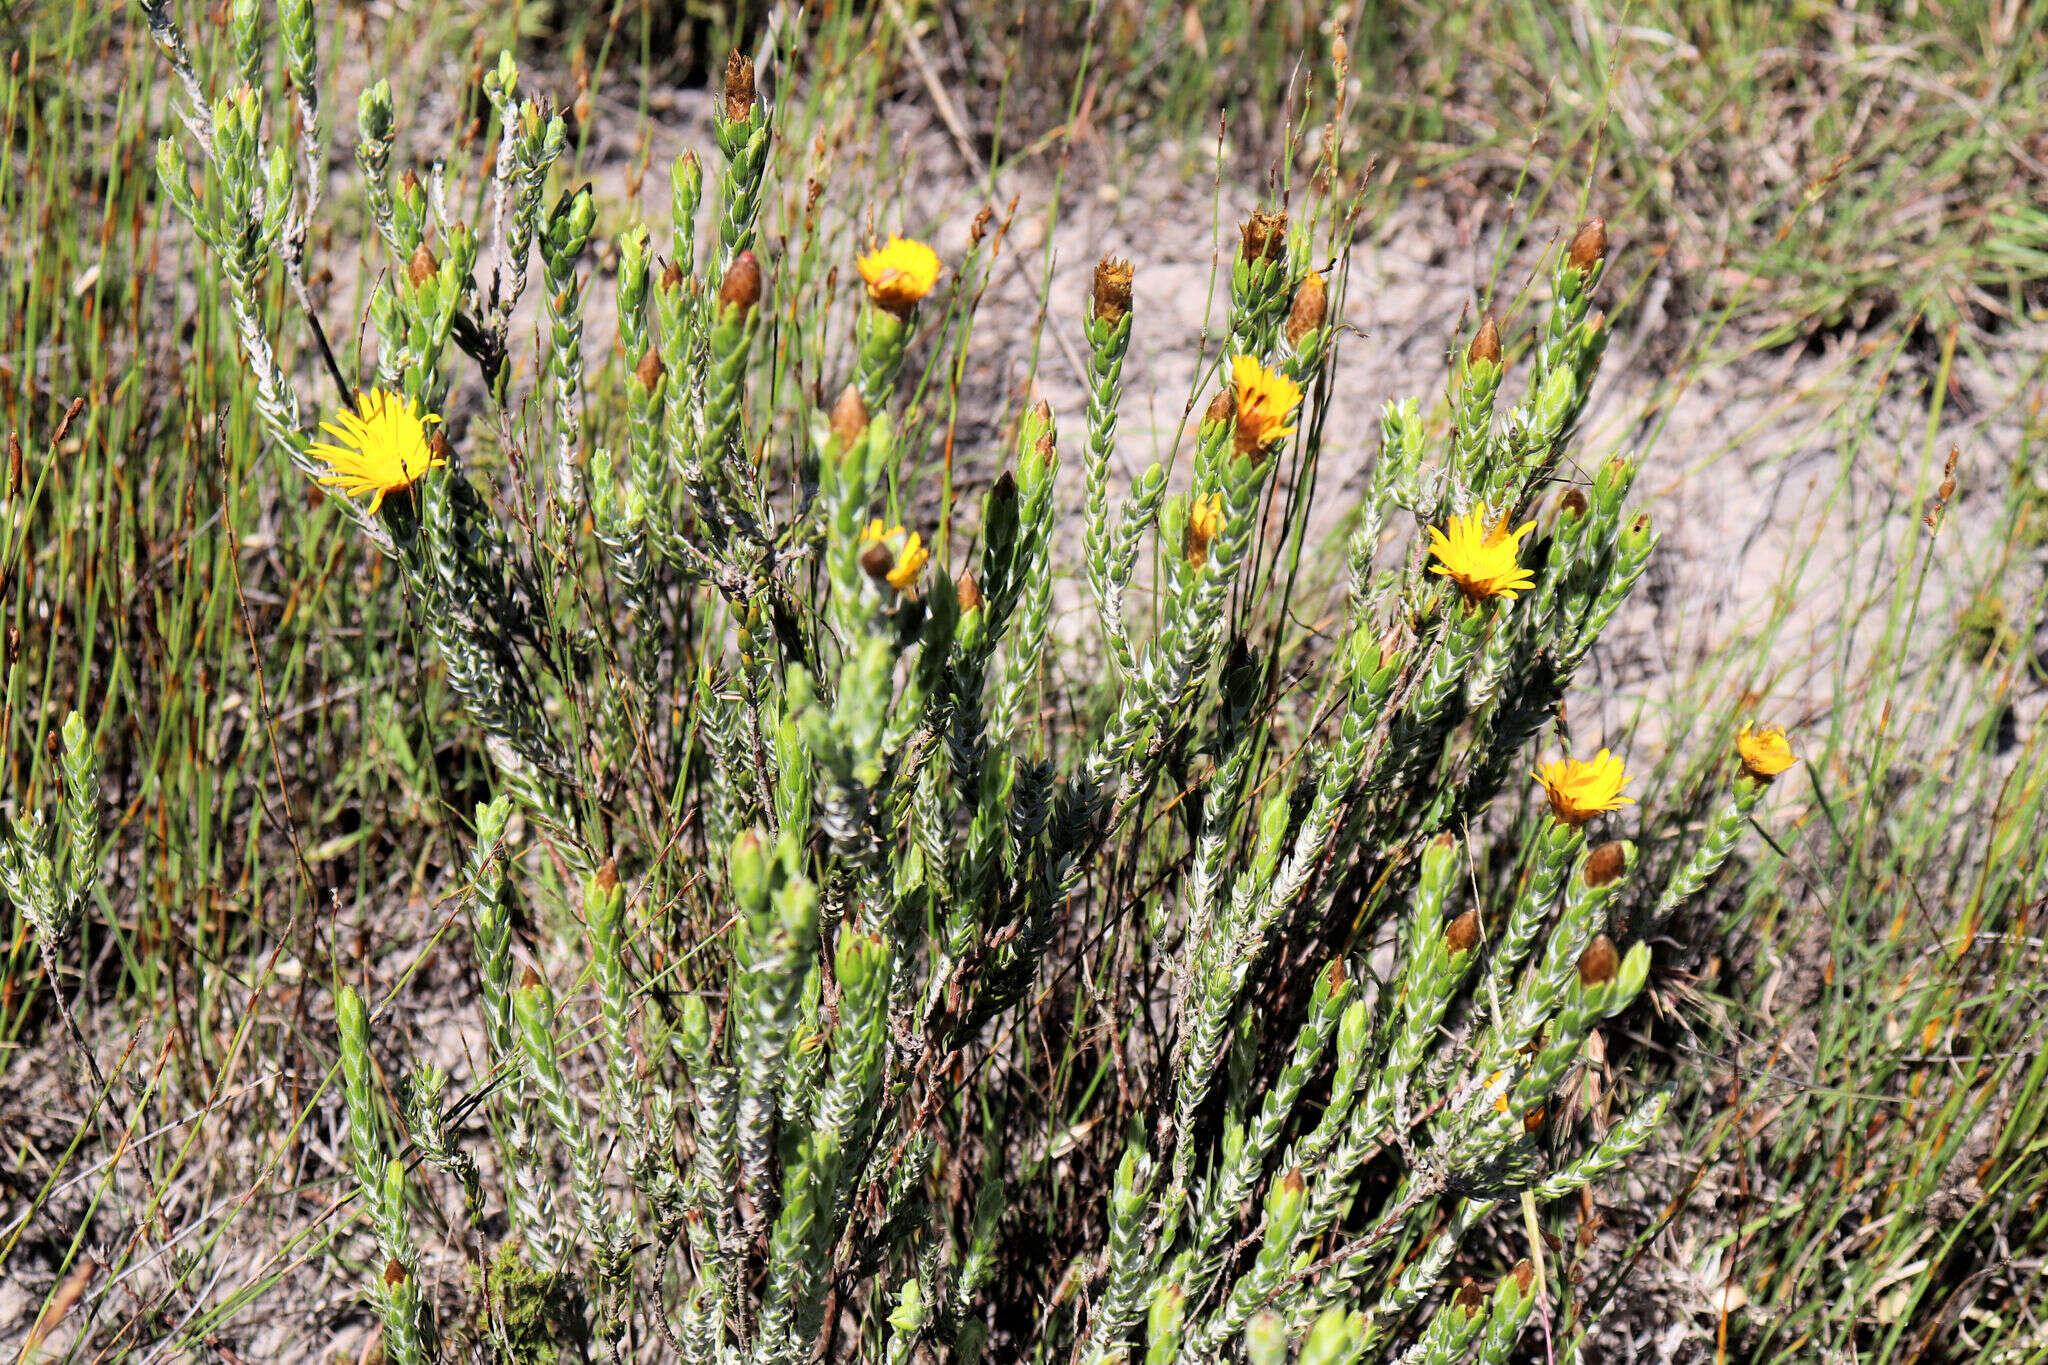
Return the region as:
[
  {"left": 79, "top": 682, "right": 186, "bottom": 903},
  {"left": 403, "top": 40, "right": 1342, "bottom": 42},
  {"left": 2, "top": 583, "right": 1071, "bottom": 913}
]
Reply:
[
  {"left": 308, "top": 389, "right": 445, "bottom": 515},
  {"left": 1427, "top": 503, "right": 1538, "bottom": 604},
  {"left": 1184, "top": 492, "right": 1224, "bottom": 567},
  {"left": 1736, "top": 722, "right": 1799, "bottom": 782},
  {"left": 860, "top": 518, "right": 930, "bottom": 591},
  {"left": 1229, "top": 354, "right": 1302, "bottom": 458},
  {"left": 857, "top": 235, "right": 941, "bottom": 315},
  {"left": 1532, "top": 749, "right": 1634, "bottom": 826}
]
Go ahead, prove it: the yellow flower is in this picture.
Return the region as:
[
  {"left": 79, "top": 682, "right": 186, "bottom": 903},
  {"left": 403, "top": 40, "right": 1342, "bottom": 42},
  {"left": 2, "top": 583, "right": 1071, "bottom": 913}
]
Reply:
[
  {"left": 1185, "top": 492, "right": 1224, "bottom": 567},
  {"left": 1427, "top": 504, "right": 1537, "bottom": 603},
  {"left": 1532, "top": 749, "right": 1634, "bottom": 826},
  {"left": 1229, "top": 354, "right": 1302, "bottom": 457},
  {"left": 861, "top": 518, "right": 929, "bottom": 591},
  {"left": 307, "top": 389, "right": 444, "bottom": 514},
  {"left": 857, "top": 235, "right": 941, "bottom": 313},
  {"left": 1736, "top": 723, "right": 1799, "bottom": 781}
]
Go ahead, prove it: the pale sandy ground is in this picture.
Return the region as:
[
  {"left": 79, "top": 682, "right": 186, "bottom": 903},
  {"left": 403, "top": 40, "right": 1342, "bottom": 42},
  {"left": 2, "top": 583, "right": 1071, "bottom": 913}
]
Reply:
[{"left": 5, "top": 67, "right": 2043, "bottom": 1365}]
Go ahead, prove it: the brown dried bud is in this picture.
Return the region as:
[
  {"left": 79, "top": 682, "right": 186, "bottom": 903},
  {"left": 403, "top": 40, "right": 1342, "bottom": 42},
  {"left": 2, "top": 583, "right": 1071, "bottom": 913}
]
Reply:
[
  {"left": 6, "top": 625, "right": 19, "bottom": 667},
  {"left": 1240, "top": 210, "right": 1288, "bottom": 263},
  {"left": 7, "top": 431, "right": 20, "bottom": 496},
  {"left": 1444, "top": 909, "right": 1481, "bottom": 955},
  {"left": 634, "top": 346, "right": 666, "bottom": 392},
  {"left": 830, "top": 386, "right": 868, "bottom": 444},
  {"left": 1568, "top": 218, "right": 1608, "bottom": 276},
  {"left": 596, "top": 859, "right": 619, "bottom": 891},
  {"left": 1285, "top": 271, "right": 1326, "bottom": 348},
  {"left": 970, "top": 205, "right": 993, "bottom": 246},
  {"left": 427, "top": 429, "right": 451, "bottom": 468},
  {"left": 1557, "top": 487, "right": 1589, "bottom": 519},
  {"left": 991, "top": 469, "right": 1017, "bottom": 504},
  {"left": 723, "top": 50, "right": 756, "bottom": 125},
  {"left": 1203, "top": 387, "right": 1236, "bottom": 428},
  {"left": 519, "top": 966, "right": 543, "bottom": 991},
  {"left": 860, "top": 543, "right": 896, "bottom": 582},
  {"left": 1455, "top": 1282, "right": 1486, "bottom": 1314},
  {"left": 1577, "top": 933, "right": 1620, "bottom": 986},
  {"left": 400, "top": 168, "right": 421, "bottom": 196},
  {"left": 406, "top": 242, "right": 439, "bottom": 288},
  {"left": 720, "top": 250, "right": 762, "bottom": 315},
  {"left": 1468, "top": 312, "right": 1502, "bottom": 367},
  {"left": 659, "top": 258, "right": 685, "bottom": 291},
  {"left": 1511, "top": 1260, "right": 1536, "bottom": 1294},
  {"left": 956, "top": 572, "right": 984, "bottom": 612},
  {"left": 1324, "top": 959, "right": 1347, "bottom": 992},
  {"left": 1522, "top": 1104, "right": 1548, "bottom": 1133},
  {"left": 1584, "top": 841, "right": 1627, "bottom": 887},
  {"left": 384, "top": 1258, "right": 408, "bottom": 1288},
  {"left": 1091, "top": 256, "right": 1135, "bottom": 325}
]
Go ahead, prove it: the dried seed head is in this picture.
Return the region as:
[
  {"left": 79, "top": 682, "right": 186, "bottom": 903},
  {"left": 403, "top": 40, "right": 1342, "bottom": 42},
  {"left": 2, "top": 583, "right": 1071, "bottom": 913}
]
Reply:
[
  {"left": 1445, "top": 909, "right": 1481, "bottom": 955},
  {"left": 830, "top": 386, "right": 868, "bottom": 444},
  {"left": 384, "top": 1258, "right": 408, "bottom": 1288},
  {"left": 1577, "top": 933, "right": 1620, "bottom": 986},
  {"left": 1240, "top": 210, "right": 1288, "bottom": 263},
  {"left": 1568, "top": 218, "right": 1608, "bottom": 276},
  {"left": 634, "top": 346, "right": 666, "bottom": 391},
  {"left": 1091, "top": 255, "right": 1135, "bottom": 325},
  {"left": 1468, "top": 312, "right": 1502, "bottom": 366},
  {"left": 723, "top": 50, "right": 756, "bottom": 124},
  {"left": 406, "top": 242, "right": 439, "bottom": 288},
  {"left": 720, "top": 250, "right": 763, "bottom": 315},
  {"left": 1286, "top": 271, "right": 1327, "bottom": 347},
  {"left": 1558, "top": 487, "right": 1589, "bottom": 518},
  {"left": 1204, "top": 387, "right": 1236, "bottom": 429},
  {"left": 596, "top": 859, "right": 619, "bottom": 891},
  {"left": 956, "top": 572, "right": 984, "bottom": 612},
  {"left": 659, "top": 258, "right": 685, "bottom": 291},
  {"left": 1584, "top": 841, "right": 1627, "bottom": 887},
  {"left": 860, "top": 542, "right": 896, "bottom": 582}
]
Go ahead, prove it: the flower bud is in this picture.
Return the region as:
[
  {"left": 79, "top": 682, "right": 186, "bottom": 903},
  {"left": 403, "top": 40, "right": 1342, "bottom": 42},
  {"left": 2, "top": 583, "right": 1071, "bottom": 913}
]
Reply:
[
  {"left": 1203, "top": 387, "right": 1236, "bottom": 429},
  {"left": 1577, "top": 933, "right": 1620, "bottom": 986},
  {"left": 720, "top": 250, "right": 762, "bottom": 315},
  {"left": 1557, "top": 487, "right": 1588, "bottom": 519},
  {"left": 384, "top": 1258, "right": 408, "bottom": 1288},
  {"left": 406, "top": 242, "right": 438, "bottom": 288},
  {"left": 519, "top": 965, "right": 543, "bottom": 991},
  {"left": 830, "top": 385, "right": 868, "bottom": 444},
  {"left": 1240, "top": 210, "right": 1288, "bottom": 264},
  {"left": 723, "top": 50, "right": 756, "bottom": 124},
  {"left": 1467, "top": 312, "right": 1502, "bottom": 367},
  {"left": 955, "top": 572, "right": 984, "bottom": 612},
  {"left": 1568, "top": 218, "right": 1608, "bottom": 276},
  {"left": 1510, "top": 1260, "right": 1536, "bottom": 1295},
  {"left": 1285, "top": 271, "right": 1326, "bottom": 347},
  {"left": 596, "top": 858, "right": 619, "bottom": 892},
  {"left": 1091, "top": 255, "right": 1134, "bottom": 325},
  {"left": 635, "top": 346, "right": 666, "bottom": 391},
  {"left": 1584, "top": 841, "right": 1627, "bottom": 887},
  {"left": 659, "top": 258, "right": 685, "bottom": 291},
  {"left": 860, "top": 542, "right": 897, "bottom": 582},
  {"left": 1455, "top": 1282, "right": 1486, "bottom": 1315},
  {"left": 1444, "top": 909, "right": 1481, "bottom": 955}
]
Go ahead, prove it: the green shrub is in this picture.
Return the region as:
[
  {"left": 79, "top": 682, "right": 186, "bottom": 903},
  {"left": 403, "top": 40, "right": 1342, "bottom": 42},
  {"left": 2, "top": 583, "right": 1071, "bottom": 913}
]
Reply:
[{"left": 130, "top": 2, "right": 1796, "bottom": 1359}]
